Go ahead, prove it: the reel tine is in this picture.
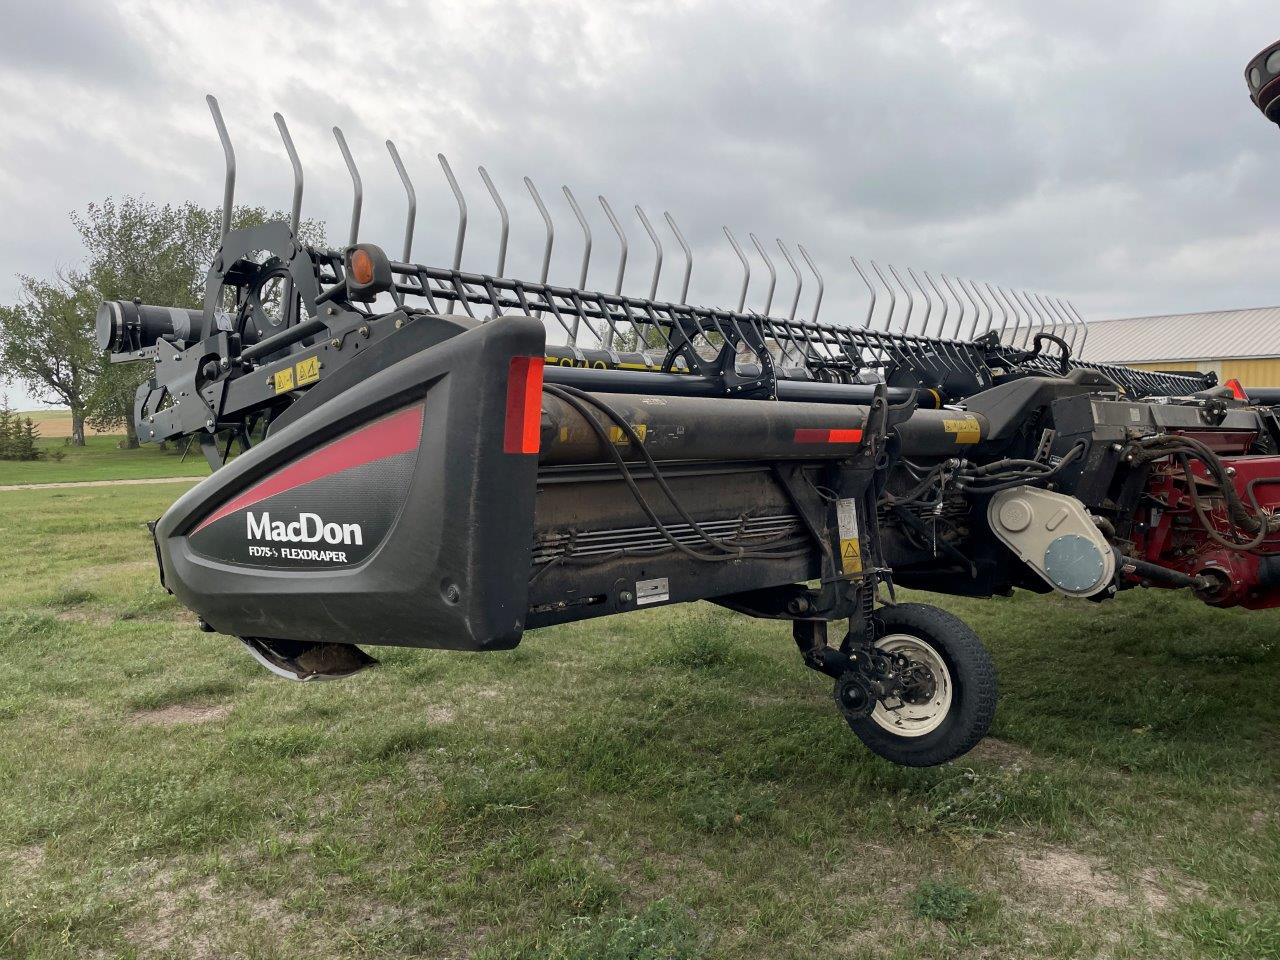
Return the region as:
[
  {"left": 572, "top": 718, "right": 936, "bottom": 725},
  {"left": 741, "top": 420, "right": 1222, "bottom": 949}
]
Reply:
[
  {"left": 909, "top": 268, "right": 933, "bottom": 338},
  {"left": 599, "top": 196, "right": 630, "bottom": 350},
  {"left": 1013, "top": 289, "right": 1039, "bottom": 348},
  {"left": 1002, "top": 286, "right": 1024, "bottom": 346},
  {"left": 941, "top": 275, "right": 977, "bottom": 372},
  {"left": 564, "top": 187, "right": 592, "bottom": 345},
  {"left": 798, "top": 245, "right": 824, "bottom": 324},
  {"left": 964, "top": 278, "right": 988, "bottom": 339},
  {"left": 985, "top": 282, "right": 1008, "bottom": 341},
  {"left": 778, "top": 240, "right": 802, "bottom": 322},
  {"left": 206, "top": 95, "right": 236, "bottom": 241},
  {"left": 1042, "top": 295, "right": 1074, "bottom": 352},
  {"left": 957, "top": 277, "right": 979, "bottom": 341},
  {"left": 888, "top": 264, "right": 914, "bottom": 334},
  {"left": 940, "top": 275, "right": 964, "bottom": 340},
  {"left": 1056, "top": 295, "right": 1084, "bottom": 354},
  {"left": 870, "top": 261, "right": 909, "bottom": 366},
  {"left": 386, "top": 140, "right": 415, "bottom": 263},
  {"left": 1000, "top": 286, "right": 1024, "bottom": 346},
  {"left": 956, "top": 278, "right": 976, "bottom": 338},
  {"left": 479, "top": 166, "right": 509, "bottom": 278},
  {"left": 994, "top": 285, "right": 1017, "bottom": 343},
  {"left": 1024, "top": 290, "right": 1051, "bottom": 343},
  {"left": 636, "top": 207, "right": 663, "bottom": 301},
  {"left": 751, "top": 233, "right": 777, "bottom": 316},
  {"left": 273, "top": 113, "right": 304, "bottom": 325},
  {"left": 563, "top": 186, "right": 592, "bottom": 291},
  {"left": 599, "top": 197, "right": 628, "bottom": 296},
  {"left": 852, "top": 257, "right": 888, "bottom": 369},
  {"left": 1033, "top": 292, "right": 1058, "bottom": 343},
  {"left": 850, "top": 257, "right": 877, "bottom": 328},
  {"left": 1054, "top": 297, "right": 1081, "bottom": 354},
  {"left": 438, "top": 155, "right": 467, "bottom": 271},
  {"left": 274, "top": 113, "right": 303, "bottom": 234},
  {"left": 724, "top": 227, "right": 750, "bottom": 313},
  {"left": 333, "top": 127, "right": 362, "bottom": 247},
  {"left": 438, "top": 155, "right": 467, "bottom": 314},
  {"left": 524, "top": 177, "right": 555, "bottom": 285},
  {"left": 1024, "top": 289, "right": 1044, "bottom": 350},
  {"left": 924, "top": 271, "right": 947, "bottom": 339},
  {"left": 1065, "top": 299, "right": 1088, "bottom": 357},
  {"left": 870, "top": 261, "right": 896, "bottom": 332},
  {"left": 665, "top": 212, "right": 693, "bottom": 305},
  {"left": 1039, "top": 295, "right": 1070, "bottom": 355},
  {"left": 920, "top": 270, "right": 961, "bottom": 374}
]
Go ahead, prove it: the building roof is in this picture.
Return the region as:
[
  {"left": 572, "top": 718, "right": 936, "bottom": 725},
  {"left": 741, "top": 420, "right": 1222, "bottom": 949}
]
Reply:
[{"left": 1085, "top": 305, "right": 1280, "bottom": 364}]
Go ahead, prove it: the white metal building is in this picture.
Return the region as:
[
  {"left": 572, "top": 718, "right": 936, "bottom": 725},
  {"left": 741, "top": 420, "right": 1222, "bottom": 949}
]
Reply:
[{"left": 1085, "top": 306, "right": 1280, "bottom": 387}]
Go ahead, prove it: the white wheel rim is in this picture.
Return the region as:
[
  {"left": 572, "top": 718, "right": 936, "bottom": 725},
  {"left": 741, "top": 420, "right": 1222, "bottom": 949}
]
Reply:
[{"left": 870, "top": 633, "right": 953, "bottom": 738}]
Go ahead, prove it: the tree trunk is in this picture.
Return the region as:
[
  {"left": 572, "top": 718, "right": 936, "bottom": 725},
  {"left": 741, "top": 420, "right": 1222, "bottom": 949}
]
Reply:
[
  {"left": 70, "top": 407, "right": 86, "bottom": 447},
  {"left": 121, "top": 410, "right": 139, "bottom": 449}
]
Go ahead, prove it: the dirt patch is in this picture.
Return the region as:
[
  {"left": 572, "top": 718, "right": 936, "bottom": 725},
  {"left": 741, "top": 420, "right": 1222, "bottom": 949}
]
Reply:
[
  {"left": 1016, "top": 847, "right": 1128, "bottom": 909},
  {"left": 1014, "top": 846, "right": 1180, "bottom": 912},
  {"left": 2, "top": 844, "right": 46, "bottom": 878},
  {"left": 130, "top": 704, "right": 231, "bottom": 726},
  {"left": 54, "top": 609, "right": 117, "bottom": 626},
  {"left": 966, "top": 736, "right": 1040, "bottom": 770},
  {"left": 123, "top": 868, "right": 297, "bottom": 959},
  {"left": 424, "top": 705, "right": 456, "bottom": 724}
]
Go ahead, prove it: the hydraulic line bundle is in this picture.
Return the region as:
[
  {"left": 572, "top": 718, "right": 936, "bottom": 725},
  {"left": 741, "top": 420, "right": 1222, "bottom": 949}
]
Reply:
[{"left": 98, "top": 47, "right": 1280, "bottom": 766}]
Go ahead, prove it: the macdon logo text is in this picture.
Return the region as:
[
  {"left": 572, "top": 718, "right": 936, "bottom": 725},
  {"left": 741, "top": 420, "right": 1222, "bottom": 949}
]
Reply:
[{"left": 246, "top": 512, "right": 364, "bottom": 546}]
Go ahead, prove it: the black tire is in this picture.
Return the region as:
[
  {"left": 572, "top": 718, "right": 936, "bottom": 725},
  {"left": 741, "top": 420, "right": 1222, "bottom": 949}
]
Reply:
[{"left": 843, "top": 603, "right": 997, "bottom": 767}]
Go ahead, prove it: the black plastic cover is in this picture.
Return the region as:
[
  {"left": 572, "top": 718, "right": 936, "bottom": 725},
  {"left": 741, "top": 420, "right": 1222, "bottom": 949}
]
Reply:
[{"left": 154, "top": 316, "right": 546, "bottom": 650}]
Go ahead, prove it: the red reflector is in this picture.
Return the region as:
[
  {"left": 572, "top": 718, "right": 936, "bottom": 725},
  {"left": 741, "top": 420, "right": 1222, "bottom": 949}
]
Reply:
[
  {"left": 1225, "top": 378, "right": 1247, "bottom": 401},
  {"left": 794, "top": 428, "right": 863, "bottom": 444},
  {"left": 504, "top": 356, "right": 544, "bottom": 454}
]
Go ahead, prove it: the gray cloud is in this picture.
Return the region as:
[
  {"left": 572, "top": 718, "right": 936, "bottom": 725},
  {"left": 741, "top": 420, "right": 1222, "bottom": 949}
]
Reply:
[{"left": 2, "top": 0, "right": 1279, "bottom": 407}]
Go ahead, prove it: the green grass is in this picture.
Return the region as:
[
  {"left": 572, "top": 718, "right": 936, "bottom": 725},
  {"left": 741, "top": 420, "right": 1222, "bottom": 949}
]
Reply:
[
  {"left": 0, "top": 436, "right": 210, "bottom": 485},
  {"left": 1, "top": 485, "right": 1278, "bottom": 958}
]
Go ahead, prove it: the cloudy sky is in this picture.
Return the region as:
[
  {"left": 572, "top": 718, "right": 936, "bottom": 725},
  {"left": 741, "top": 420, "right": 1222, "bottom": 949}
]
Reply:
[{"left": 1, "top": 0, "right": 1278, "bottom": 408}]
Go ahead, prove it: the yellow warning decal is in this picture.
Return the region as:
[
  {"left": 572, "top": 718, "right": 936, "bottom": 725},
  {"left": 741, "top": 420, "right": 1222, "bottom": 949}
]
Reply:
[
  {"left": 295, "top": 355, "right": 321, "bottom": 387},
  {"left": 836, "top": 497, "right": 862, "bottom": 575},
  {"left": 273, "top": 367, "right": 295, "bottom": 394},
  {"left": 840, "top": 538, "right": 863, "bottom": 574},
  {"left": 608, "top": 423, "right": 648, "bottom": 444},
  {"left": 942, "top": 416, "right": 981, "bottom": 444}
]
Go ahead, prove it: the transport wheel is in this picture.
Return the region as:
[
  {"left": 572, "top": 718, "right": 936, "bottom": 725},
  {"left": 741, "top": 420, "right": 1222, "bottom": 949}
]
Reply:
[{"left": 841, "top": 603, "right": 996, "bottom": 767}]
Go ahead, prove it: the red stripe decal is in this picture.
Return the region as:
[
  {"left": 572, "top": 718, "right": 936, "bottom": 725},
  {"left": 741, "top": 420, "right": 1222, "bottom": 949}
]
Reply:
[
  {"left": 504, "top": 356, "right": 544, "bottom": 454},
  {"left": 193, "top": 404, "right": 424, "bottom": 534},
  {"left": 794, "top": 427, "right": 863, "bottom": 444}
]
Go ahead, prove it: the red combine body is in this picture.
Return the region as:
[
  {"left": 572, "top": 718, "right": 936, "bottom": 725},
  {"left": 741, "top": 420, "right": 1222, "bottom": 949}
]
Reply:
[{"left": 1135, "top": 428, "right": 1280, "bottom": 609}]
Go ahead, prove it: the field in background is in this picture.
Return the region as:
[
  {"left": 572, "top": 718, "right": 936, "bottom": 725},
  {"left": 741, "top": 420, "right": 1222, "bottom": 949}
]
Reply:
[
  {"left": 15, "top": 409, "right": 122, "bottom": 439},
  {"left": 0, "top": 436, "right": 211, "bottom": 485},
  {"left": 0, "top": 483, "right": 1277, "bottom": 959}
]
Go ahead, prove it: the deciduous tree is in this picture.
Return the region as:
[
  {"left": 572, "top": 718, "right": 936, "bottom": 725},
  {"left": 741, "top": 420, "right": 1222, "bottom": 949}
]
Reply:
[{"left": 0, "top": 274, "right": 98, "bottom": 445}]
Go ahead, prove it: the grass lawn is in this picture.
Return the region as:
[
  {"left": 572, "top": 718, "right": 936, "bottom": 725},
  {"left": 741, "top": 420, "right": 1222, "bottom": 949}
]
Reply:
[
  {"left": 0, "top": 485, "right": 1278, "bottom": 958},
  {"left": 0, "top": 436, "right": 211, "bottom": 486}
]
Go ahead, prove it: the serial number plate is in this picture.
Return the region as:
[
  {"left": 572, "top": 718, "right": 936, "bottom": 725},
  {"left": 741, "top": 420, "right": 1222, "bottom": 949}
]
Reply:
[{"left": 636, "top": 577, "right": 670, "bottom": 605}]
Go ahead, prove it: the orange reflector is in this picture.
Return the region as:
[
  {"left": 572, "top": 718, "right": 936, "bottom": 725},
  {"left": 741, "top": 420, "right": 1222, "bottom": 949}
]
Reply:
[
  {"left": 504, "top": 356, "right": 545, "bottom": 454},
  {"left": 350, "top": 248, "right": 375, "bottom": 285},
  {"left": 1225, "top": 378, "right": 1247, "bottom": 401},
  {"left": 794, "top": 428, "right": 863, "bottom": 444}
]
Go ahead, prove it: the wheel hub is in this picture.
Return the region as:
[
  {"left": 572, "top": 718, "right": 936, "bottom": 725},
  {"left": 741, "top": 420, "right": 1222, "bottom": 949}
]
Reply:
[
  {"left": 868, "top": 633, "right": 954, "bottom": 738},
  {"left": 833, "top": 671, "right": 877, "bottom": 720}
]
